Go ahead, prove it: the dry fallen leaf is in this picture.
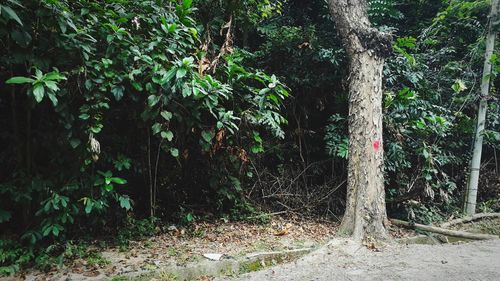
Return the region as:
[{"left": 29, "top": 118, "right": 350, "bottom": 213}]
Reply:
[
  {"left": 362, "top": 239, "right": 382, "bottom": 252},
  {"left": 273, "top": 223, "right": 293, "bottom": 236},
  {"left": 83, "top": 270, "right": 100, "bottom": 277},
  {"left": 273, "top": 228, "right": 289, "bottom": 236},
  {"left": 104, "top": 265, "right": 117, "bottom": 275}
]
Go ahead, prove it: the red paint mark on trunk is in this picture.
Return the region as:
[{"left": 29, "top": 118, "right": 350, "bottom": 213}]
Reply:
[{"left": 373, "top": 140, "right": 381, "bottom": 151}]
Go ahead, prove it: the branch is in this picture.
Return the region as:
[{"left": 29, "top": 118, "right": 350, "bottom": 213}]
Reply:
[
  {"left": 440, "top": 213, "right": 500, "bottom": 228},
  {"left": 390, "top": 219, "right": 498, "bottom": 240}
]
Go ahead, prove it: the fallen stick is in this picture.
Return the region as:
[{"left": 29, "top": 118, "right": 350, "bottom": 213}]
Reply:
[
  {"left": 440, "top": 213, "right": 500, "bottom": 228},
  {"left": 390, "top": 219, "right": 498, "bottom": 240},
  {"left": 245, "top": 210, "right": 289, "bottom": 220}
]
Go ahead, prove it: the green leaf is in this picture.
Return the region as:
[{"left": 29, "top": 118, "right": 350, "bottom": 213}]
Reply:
[
  {"left": 253, "top": 131, "right": 262, "bottom": 143},
  {"left": 114, "top": 155, "right": 131, "bottom": 171},
  {"left": 1, "top": 5, "right": 23, "bottom": 26},
  {"left": 112, "top": 85, "right": 124, "bottom": 101},
  {"left": 185, "top": 213, "right": 194, "bottom": 222},
  {"left": 42, "top": 226, "right": 52, "bottom": 237},
  {"left": 79, "top": 113, "right": 90, "bottom": 120},
  {"left": 52, "top": 226, "right": 60, "bottom": 236},
  {"left": 162, "top": 23, "right": 177, "bottom": 34},
  {"left": 5, "top": 76, "right": 34, "bottom": 84},
  {"left": 422, "top": 149, "right": 430, "bottom": 159},
  {"left": 152, "top": 123, "right": 162, "bottom": 135},
  {"left": 189, "top": 27, "right": 198, "bottom": 37},
  {"left": 131, "top": 81, "right": 143, "bottom": 91},
  {"left": 259, "top": 88, "right": 270, "bottom": 96},
  {"left": 69, "top": 138, "right": 81, "bottom": 148},
  {"left": 170, "top": 148, "right": 179, "bottom": 157},
  {"left": 148, "top": 95, "right": 161, "bottom": 107},
  {"left": 90, "top": 125, "right": 102, "bottom": 133},
  {"left": 45, "top": 71, "right": 66, "bottom": 81},
  {"left": 11, "top": 31, "right": 31, "bottom": 47},
  {"left": 452, "top": 79, "right": 467, "bottom": 93},
  {"left": 46, "top": 92, "right": 58, "bottom": 106},
  {"left": 101, "top": 170, "right": 112, "bottom": 178},
  {"left": 0, "top": 209, "right": 12, "bottom": 223},
  {"left": 32, "top": 84, "right": 45, "bottom": 102},
  {"left": 267, "top": 94, "right": 279, "bottom": 104},
  {"left": 176, "top": 68, "right": 187, "bottom": 79},
  {"left": 111, "top": 177, "right": 127, "bottom": 184},
  {"left": 229, "top": 176, "right": 242, "bottom": 191},
  {"left": 104, "top": 184, "right": 113, "bottom": 191},
  {"left": 160, "top": 111, "right": 172, "bottom": 121},
  {"left": 415, "top": 119, "right": 426, "bottom": 130},
  {"left": 94, "top": 178, "right": 104, "bottom": 186},
  {"left": 35, "top": 69, "right": 43, "bottom": 79},
  {"left": 201, "top": 130, "right": 213, "bottom": 143},
  {"left": 182, "top": 57, "right": 194, "bottom": 66},
  {"left": 60, "top": 198, "right": 68, "bottom": 208},
  {"left": 182, "top": 84, "right": 191, "bottom": 97},
  {"left": 161, "top": 130, "right": 174, "bottom": 141},
  {"left": 85, "top": 200, "right": 93, "bottom": 214},
  {"left": 161, "top": 68, "right": 177, "bottom": 85},
  {"left": 183, "top": 0, "right": 193, "bottom": 9},
  {"left": 251, "top": 145, "right": 264, "bottom": 153},
  {"left": 44, "top": 80, "right": 59, "bottom": 92},
  {"left": 119, "top": 196, "right": 131, "bottom": 210}
]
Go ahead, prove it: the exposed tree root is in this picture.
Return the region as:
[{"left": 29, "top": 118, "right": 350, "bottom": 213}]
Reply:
[
  {"left": 390, "top": 219, "right": 498, "bottom": 240},
  {"left": 440, "top": 213, "right": 500, "bottom": 228}
]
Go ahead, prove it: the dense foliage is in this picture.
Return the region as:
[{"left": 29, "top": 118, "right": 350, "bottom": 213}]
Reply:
[{"left": 1, "top": 0, "right": 498, "bottom": 274}]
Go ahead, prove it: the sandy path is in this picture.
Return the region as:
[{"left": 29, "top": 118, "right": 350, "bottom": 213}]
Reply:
[{"left": 217, "top": 239, "right": 500, "bottom": 281}]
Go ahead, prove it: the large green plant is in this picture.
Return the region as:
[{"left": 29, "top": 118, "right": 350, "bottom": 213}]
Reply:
[{"left": 0, "top": 0, "right": 288, "bottom": 255}]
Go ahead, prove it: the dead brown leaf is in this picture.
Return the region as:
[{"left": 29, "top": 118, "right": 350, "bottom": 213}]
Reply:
[
  {"left": 273, "top": 223, "right": 293, "bottom": 236},
  {"left": 83, "top": 270, "right": 100, "bottom": 277}
]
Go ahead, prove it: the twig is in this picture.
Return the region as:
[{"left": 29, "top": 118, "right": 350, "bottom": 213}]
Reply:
[{"left": 245, "top": 211, "right": 289, "bottom": 220}]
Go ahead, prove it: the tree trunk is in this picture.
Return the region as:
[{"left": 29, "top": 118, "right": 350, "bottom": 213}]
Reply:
[
  {"left": 464, "top": 0, "right": 499, "bottom": 216},
  {"left": 328, "top": 0, "right": 392, "bottom": 241}
]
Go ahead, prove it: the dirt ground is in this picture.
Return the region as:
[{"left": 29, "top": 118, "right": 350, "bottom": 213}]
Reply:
[
  {"left": 217, "top": 238, "right": 500, "bottom": 281},
  {"left": 19, "top": 216, "right": 338, "bottom": 280},
  {"left": 12, "top": 217, "right": 500, "bottom": 281}
]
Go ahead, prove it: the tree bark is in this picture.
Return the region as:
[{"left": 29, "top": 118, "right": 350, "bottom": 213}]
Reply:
[
  {"left": 464, "top": 0, "right": 499, "bottom": 215},
  {"left": 328, "top": 0, "right": 392, "bottom": 241}
]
